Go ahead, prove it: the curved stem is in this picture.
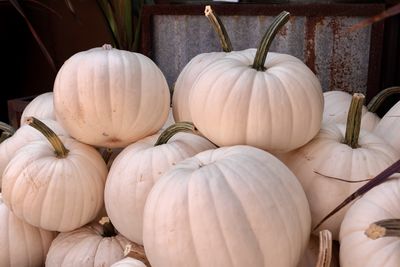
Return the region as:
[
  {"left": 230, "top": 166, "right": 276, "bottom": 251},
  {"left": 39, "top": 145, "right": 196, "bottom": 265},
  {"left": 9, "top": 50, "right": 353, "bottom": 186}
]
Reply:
[
  {"left": 0, "top": 122, "right": 16, "bottom": 136},
  {"left": 344, "top": 93, "right": 365, "bottom": 148},
  {"left": 252, "top": 11, "right": 290, "bottom": 71},
  {"left": 205, "top": 5, "right": 233, "bottom": 52},
  {"left": 26, "top": 117, "right": 69, "bottom": 158},
  {"left": 155, "top": 122, "right": 202, "bottom": 146},
  {"left": 316, "top": 230, "right": 333, "bottom": 267},
  {"left": 365, "top": 218, "right": 400, "bottom": 240},
  {"left": 367, "top": 86, "right": 400, "bottom": 113}
]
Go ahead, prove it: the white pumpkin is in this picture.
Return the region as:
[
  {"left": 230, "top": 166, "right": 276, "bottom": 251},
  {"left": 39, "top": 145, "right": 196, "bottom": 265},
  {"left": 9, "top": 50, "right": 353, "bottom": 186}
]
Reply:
[
  {"left": 20, "top": 92, "right": 55, "bottom": 125},
  {"left": 0, "top": 119, "right": 68, "bottom": 187},
  {"left": 53, "top": 44, "right": 170, "bottom": 148},
  {"left": 339, "top": 174, "right": 400, "bottom": 267},
  {"left": 323, "top": 90, "right": 379, "bottom": 131},
  {"left": 0, "top": 193, "right": 56, "bottom": 267},
  {"left": 1, "top": 118, "right": 107, "bottom": 232},
  {"left": 45, "top": 221, "right": 133, "bottom": 267},
  {"left": 111, "top": 257, "right": 147, "bottom": 267},
  {"left": 374, "top": 100, "right": 400, "bottom": 152},
  {"left": 105, "top": 127, "right": 216, "bottom": 244},
  {"left": 143, "top": 145, "right": 311, "bottom": 267}
]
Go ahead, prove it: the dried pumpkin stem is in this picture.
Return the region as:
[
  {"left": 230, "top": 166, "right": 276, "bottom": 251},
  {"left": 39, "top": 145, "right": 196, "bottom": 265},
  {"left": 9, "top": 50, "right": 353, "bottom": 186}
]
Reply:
[
  {"left": 26, "top": 117, "right": 69, "bottom": 158},
  {"left": 125, "top": 243, "right": 151, "bottom": 267},
  {"left": 344, "top": 93, "right": 365, "bottom": 148},
  {"left": 315, "top": 230, "right": 333, "bottom": 267},
  {"left": 365, "top": 219, "right": 400, "bottom": 240},
  {"left": 252, "top": 11, "right": 290, "bottom": 71},
  {"left": 155, "top": 122, "right": 202, "bottom": 146},
  {"left": 99, "top": 217, "right": 118, "bottom": 237},
  {"left": 205, "top": 5, "right": 233, "bottom": 52},
  {"left": 367, "top": 86, "right": 400, "bottom": 113},
  {"left": 0, "top": 122, "right": 15, "bottom": 143}
]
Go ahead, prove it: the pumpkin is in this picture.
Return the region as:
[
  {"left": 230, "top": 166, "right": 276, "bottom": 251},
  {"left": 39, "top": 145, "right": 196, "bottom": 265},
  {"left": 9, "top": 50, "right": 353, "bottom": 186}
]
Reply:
[
  {"left": 0, "top": 193, "right": 56, "bottom": 267},
  {"left": 339, "top": 174, "right": 400, "bottom": 267},
  {"left": 20, "top": 92, "right": 55, "bottom": 126},
  {"left": 189, "top": 12, "right": 323, "bottom": 152},
  {"left": 1, "top": 118, "right": 107, "bottom": 232},
  {"left": 172, "top": 5, "right": 233, "bottom": 122},
  {"left": 323, "top": 90, "right": 379, "bottom": 131},
  {"left": 53, "top": 44, "right": 170, "bottom": 148},
  {"left": 279, "top": 93, "right": 399, "bottom": 239},
  {"left": 111, "top": 257, "right": 147, "bottom": 267},
  {"left": 0, "top": 119, "right": 68, "bottom": 188},
  {"left": 373, "top": 98, "right": 400, "bottom": 152},
  {"left": 45, "top": 218, "right": 134, "bottom": 267},
  {"left": 143, "top": 145, "right": 311, "bottom": 267},
  {"left": 104, "top": 122, "right": 216, "bottom": 244}
]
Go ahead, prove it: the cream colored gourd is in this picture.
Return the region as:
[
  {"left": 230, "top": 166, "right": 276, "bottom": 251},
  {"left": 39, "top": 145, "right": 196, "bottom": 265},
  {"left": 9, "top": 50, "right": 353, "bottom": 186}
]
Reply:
[
  {"left": 0, "top": 119, "right": 68, "bottom": 187},
  {"left": 1, "top": 118, "right": 107, "bottom": 232},
  {"left": 189, "top": 12, "right": 323, "bottom": 152},
  {"left": 105, "top": 123, "right": 216, "bottom": 244},
  {"left": 53, "top": 44, "right": 170, "bottom": 148},
  {"left": 323, "top": 91, "right": 379, "bottom": 131},
  {"left": 0, "top": 193, "right": 56, "bottom": 267},
  {"left": 172, "top": 5, "right": 233, "bottom": 122},
  {"left": 111, "top": 257, "right": 147, "bottom": 267},
  {"left": 374, "top": 100, "right": 400, "bottom": 152},
  {"left": 339, "top": 175, "right": 400, "bottom": 267},
  {"left": 143, "top": 145, "right": 311, "bottom": 267},
  {"left": 280, "top": 94, "right": 399, "bottom": 239},
  {"left": 45, "top": 220, "right": 133, "bottom": 267},
  {"left": 20, "top": 92, "right": 55, "bottom": 125}
]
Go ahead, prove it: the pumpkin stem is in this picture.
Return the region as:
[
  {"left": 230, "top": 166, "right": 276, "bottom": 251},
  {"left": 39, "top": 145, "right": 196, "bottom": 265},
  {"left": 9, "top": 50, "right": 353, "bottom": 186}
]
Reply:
[
  {"left": 365, "top": 219, "right": 400, "bottom": 240},
  {"left": 26, "top": 117, "right": 69, "bottom": 158},
  {"left": 0, "top": 121, "right": 16, "bottom": 143},
  {"left": 102, "top": 44, "right": 113, "bottom": 50},
  {"left": 124, "top": 243, "right": 151, "bottom": 267},
  {"left": 205, "top": 5, "right": 233, "bottom": 52},
  {"left": 155, "top": 122, "right": 202, "bottom": 146},
  {"left": 367, "top": 86, "right": 400, "bottom": 113},
  {"left": 315, "top": 230, "right": 333, "bottom": 267},
  {"left": 252, "top": 11, "right": 290, "bottom": 71},
  {"left": 99, "top": 217, "right": 118, "bottom": 237},
  {"left": 343, "top": 93, "right": 364, "bottom": 149},
  {"left": 100, "top": 148, "right": 114, "bottom": 165}
]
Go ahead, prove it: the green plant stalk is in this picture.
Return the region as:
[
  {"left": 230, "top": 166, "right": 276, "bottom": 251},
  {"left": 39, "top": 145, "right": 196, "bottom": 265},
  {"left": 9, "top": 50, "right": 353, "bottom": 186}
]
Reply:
[
  {"left": 365, "top": 219, "right": 400, "bottom": 240},
  {"left": 155, "top": 122, "right": 201, "bottom": 146},
  {"left": 344, "top": 93, "right": 364, "bottom": 148},
  {"left": 367, "top": 86, "right": 400, "bottom": 113},
  {"left": 97, "top": 0, "right": 121, "bottom": 48},
  {"left": 252, "top": 11, "right": 290, "bottom": 71},
  {"left": 132, "top": 0, "right": 144, "bottom": 52},
  {"left": 26, "top": 117, "right": 69, "bottom": 158},
  {"left": 204, "top": 5, "right": 233, "bottom": 52}
]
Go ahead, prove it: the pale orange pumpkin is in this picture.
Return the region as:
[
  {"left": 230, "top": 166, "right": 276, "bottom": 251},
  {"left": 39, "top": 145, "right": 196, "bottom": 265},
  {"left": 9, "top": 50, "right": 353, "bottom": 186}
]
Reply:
[{"left": 20, "top": 92, "right": 55, "bottom": 125}]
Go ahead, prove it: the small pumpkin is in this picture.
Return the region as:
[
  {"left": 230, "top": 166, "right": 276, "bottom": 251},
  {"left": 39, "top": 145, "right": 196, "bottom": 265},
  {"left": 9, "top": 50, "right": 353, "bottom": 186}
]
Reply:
[
  {"left": 143, "top": 145, "right": 311, "bottom": 267},
  {"left": 105, "top": 122, "right": 216, "bottom": 244},
  {"left": 20, "top": 92, "right": 55, "bottom": 126},
  {"left": 279, "top": 93, "right": 399, "bottom": 239},
  {"left": 54, "top": 44, "right": 170, "bottom": 148},
  {"left": 339, "top": 174, "right": 400, "bottom": 267},
  {"left": 172, "top": 5, "right": 233, "bottom": 122},
  {"left": 111, "top": 257, "right": 147, "bottom": 267},
  {"left": 189, "top": 12, "right": 323, "bottom": 152},
  {"left": 0, "top": 193, "right": 56, "bottom": 267},
  {"left": 45, "top": 218, "right": 135, "bottom": 267},
  {"left": 1, "top": 118, "right": 107, "bottom": 232}
]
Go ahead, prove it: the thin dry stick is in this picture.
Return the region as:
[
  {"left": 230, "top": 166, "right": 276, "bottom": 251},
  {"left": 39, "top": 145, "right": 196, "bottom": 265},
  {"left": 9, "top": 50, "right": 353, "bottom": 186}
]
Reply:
[{"left": 316, "top": 230, "right": 333, "bottom": 267}]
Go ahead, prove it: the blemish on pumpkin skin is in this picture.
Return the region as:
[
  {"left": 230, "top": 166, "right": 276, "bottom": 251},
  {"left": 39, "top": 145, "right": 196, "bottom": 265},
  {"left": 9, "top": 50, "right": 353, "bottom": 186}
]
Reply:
[{"left": 102, "top": 132, "right": 109, "bottom": 137}]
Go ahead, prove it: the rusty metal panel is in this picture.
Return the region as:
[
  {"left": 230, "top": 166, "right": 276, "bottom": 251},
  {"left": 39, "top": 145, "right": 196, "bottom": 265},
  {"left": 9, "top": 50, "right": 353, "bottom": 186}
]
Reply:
[{"left": 153, "top": 14, "right": 372, "bottom": 94}]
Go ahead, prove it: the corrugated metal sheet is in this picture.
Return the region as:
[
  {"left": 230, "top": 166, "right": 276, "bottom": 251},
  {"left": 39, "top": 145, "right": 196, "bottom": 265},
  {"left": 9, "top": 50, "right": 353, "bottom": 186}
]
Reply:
[{"left": 152, "top": 14, "right": 371, "bottom": 93}]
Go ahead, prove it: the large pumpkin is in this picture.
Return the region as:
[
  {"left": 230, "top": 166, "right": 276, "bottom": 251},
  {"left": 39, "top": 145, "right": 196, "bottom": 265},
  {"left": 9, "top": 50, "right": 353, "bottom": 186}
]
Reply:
[
  {"left": 1, "top": 118, "right": 107, "bottom": 232},
  {"left": 0, "top": 193, "right": 56, "bottom": 267},
  {"left": 279, "top": 94, "right": 399, "bottom": 239},
  {"left": 339, "top": 174, "right": 400, "bottom": 267},
  {"left": 105, "top": 123, "right": 216, "bottom": 244},
  {"left": 189, "top": 12, "right": 323, "bottom": 152},
  {"left": 53, "top": 44, "right": 170, "bottom": 148},
  {"left": 143, "top": 145, "right": 311, "bottom": 267}
]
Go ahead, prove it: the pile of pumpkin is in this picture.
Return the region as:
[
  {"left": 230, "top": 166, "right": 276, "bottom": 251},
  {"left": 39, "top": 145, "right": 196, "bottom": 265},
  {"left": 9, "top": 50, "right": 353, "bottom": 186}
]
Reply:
[{"left": 1, "top": 6, "right": 400, "bottom": 267}]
